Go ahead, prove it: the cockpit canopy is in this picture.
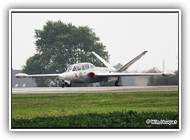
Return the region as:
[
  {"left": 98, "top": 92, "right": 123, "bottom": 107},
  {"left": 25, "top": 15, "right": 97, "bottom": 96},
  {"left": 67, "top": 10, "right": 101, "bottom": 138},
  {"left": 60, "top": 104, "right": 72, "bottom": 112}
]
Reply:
[{"left": 66, "top": 63, "right": 95, "bottom": 72}]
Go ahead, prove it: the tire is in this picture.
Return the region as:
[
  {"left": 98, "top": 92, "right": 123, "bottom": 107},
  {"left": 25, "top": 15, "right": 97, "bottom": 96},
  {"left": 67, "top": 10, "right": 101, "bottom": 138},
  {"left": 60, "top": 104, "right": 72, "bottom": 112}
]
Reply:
[
  {"left": 115, "top": 80, "right": 119, "bottom": 86},
  {"left": 62, "top": 83, "right": 65, "bottom": 88}
]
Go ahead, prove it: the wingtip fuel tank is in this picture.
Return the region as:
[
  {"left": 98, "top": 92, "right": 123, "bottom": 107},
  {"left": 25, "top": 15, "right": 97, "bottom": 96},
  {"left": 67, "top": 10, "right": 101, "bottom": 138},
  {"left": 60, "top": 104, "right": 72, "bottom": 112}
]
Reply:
[
  {"left": 15, "top": 73, "right": 29, "bottom": 78},
  {"left": 162, "top": 72, "right": 176, "bottom": 77}
]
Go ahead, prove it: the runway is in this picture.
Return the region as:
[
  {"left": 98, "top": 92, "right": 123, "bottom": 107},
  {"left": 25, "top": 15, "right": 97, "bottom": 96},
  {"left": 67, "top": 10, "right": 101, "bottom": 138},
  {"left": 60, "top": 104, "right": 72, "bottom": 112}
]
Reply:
[{"left": 12, "top": 86, "right": 178, "bottom": 94}]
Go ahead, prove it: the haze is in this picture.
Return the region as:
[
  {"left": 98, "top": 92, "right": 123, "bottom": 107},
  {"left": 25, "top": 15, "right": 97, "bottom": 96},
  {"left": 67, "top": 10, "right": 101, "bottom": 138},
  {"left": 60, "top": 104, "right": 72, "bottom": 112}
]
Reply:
[{"left": 11, "top": 11, "right": 179, "bottom": 72}]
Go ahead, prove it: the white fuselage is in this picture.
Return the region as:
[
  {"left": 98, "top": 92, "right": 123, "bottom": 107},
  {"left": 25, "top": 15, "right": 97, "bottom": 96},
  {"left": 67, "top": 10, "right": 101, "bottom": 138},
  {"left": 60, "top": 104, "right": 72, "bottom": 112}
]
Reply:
[{"left": 59, "top": 67, "right": 115, "bottom": 83}]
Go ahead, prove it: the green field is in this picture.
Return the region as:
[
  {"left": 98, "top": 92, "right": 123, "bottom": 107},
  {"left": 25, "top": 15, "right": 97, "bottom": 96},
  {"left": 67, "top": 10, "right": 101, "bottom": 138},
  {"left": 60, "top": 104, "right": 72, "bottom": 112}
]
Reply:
[{"left": 12, "top": 91, "right": 179, "bottom": 128}]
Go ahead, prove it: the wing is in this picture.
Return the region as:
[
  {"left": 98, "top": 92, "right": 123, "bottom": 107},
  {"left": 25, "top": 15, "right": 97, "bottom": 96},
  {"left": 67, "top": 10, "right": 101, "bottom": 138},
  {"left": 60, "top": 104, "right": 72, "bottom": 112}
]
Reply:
[
  {"left": 95, "top": 72, "right": 175, "bottom": 77},
  {"left": 15, "top": 73, "right": 61, "bottom": 78}
]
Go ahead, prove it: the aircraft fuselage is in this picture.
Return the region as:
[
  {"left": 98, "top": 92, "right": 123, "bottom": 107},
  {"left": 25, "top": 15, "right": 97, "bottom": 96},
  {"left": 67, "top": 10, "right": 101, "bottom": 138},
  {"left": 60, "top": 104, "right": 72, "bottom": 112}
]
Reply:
[{"left": 59, "top": 67, "right": 114, "bottom": 83}]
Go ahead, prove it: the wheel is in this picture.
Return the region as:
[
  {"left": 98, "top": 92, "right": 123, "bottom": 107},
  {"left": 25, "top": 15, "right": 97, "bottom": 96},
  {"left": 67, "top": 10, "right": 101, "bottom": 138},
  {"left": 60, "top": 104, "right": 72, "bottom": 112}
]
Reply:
[
  {"left": 115, "top": 80, "right": 119, "bottom": 86},
  {"left": 62, "top": 83, "right": 65, "bottom": 88},
  {"left": 61, "top": 80, "right": 65, "bottom": 88}
]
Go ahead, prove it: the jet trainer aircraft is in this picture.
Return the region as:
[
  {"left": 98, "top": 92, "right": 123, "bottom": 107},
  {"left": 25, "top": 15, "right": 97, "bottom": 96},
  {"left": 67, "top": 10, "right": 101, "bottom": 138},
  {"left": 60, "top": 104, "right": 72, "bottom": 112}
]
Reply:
[{"left": 15, "top": 51, "right": 175, "bottom": 87}]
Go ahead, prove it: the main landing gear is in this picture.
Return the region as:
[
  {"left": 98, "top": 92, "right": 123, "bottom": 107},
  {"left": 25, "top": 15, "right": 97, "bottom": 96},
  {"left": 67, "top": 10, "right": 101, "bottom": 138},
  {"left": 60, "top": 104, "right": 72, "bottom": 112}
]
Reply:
[
  {"left": 115, "top": 80, "right": 119, "bottom": 86},
  {"left": 61, "top": 80, "right": 72, "bottom": 88},
  {"left": 115, "top": 76, "right": 120, "bottom": 86}
]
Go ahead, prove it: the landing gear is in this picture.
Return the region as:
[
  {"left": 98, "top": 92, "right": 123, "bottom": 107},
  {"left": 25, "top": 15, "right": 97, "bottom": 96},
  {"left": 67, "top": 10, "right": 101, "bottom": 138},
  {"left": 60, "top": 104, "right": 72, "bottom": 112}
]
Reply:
[
  {"left": 69, "top": 82, "right": 72, "bottom": 87},
  {"left": 65, "top": 82, "right": 72, "bottom": 87},
  {"left": 115, "top": 80, "right": 120, "bottom": 86},
  {"left": 115, "top": 76, "right": 120, "bottom": 86},
  {"left": 61, "top": 80, "right": 72, "bottom": 88},
  {"left": 61, "top": 80, "right": 65, "bottom": 88}
]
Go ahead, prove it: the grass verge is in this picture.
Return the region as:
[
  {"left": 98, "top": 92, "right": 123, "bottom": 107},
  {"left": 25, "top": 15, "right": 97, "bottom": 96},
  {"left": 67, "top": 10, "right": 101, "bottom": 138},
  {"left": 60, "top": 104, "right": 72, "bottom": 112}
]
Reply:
[
  {"left": 12, "top": 111, "right": 178, "bottom": 128},
  {"left": 12, "top": 91, "right": 178, "bottom": 128}
]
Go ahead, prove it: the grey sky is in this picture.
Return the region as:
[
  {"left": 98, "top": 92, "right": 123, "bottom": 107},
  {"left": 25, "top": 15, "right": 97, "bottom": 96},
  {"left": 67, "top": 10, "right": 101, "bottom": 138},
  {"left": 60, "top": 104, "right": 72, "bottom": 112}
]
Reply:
[{"left": 12, "top": 10, "right": 179, "bottom": 72}]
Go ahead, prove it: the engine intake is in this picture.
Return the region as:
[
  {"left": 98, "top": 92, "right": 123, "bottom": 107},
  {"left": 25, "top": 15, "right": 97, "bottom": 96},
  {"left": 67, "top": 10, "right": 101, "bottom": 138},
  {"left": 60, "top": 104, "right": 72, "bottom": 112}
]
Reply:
[{"left": 87, "top": 72, "right": 96, "bottom": 78}]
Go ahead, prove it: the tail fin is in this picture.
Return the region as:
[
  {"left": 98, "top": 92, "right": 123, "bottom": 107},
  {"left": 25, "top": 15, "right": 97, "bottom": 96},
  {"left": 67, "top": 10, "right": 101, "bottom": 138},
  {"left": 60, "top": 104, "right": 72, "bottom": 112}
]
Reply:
[
  {"left": 92, "top": 51, "right": 116, "bottom": 71},
  {"left": 117, "top": 51, "right": 148, "bottom": 72}
]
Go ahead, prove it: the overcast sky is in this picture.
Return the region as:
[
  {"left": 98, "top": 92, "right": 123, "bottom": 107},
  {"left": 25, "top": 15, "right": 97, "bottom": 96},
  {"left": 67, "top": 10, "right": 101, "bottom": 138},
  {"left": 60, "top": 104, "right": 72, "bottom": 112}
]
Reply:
[{"left": 11, "top": 10, "right": 179, "bottom": 72}]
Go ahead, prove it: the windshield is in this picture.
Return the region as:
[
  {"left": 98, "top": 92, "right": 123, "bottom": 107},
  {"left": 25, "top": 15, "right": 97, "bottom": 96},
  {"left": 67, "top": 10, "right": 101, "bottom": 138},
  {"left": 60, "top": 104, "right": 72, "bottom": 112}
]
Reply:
[
  {"left": 66, "top": 65, "right": 73, "bottom": 72},
  {"left": 66, "top": 63, "right": 95, "bottom": 72}
]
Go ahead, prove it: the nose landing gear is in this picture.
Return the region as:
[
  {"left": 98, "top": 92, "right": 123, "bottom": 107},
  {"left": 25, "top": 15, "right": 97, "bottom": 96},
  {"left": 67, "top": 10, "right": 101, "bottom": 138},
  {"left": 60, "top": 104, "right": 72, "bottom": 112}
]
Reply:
[
  {"left": 61, "top": 80, "right": 65, "bottom": 88},
  {"left": 61, "top": 80, "right": 72, "bottom": 88}
]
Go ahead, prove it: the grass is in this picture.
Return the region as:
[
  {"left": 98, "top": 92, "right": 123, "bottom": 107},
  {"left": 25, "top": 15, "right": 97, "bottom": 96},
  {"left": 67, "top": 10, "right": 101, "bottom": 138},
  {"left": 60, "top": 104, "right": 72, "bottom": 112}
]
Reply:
[
  {"left": 11, "top": 91, "right": 179, "bottom": 128},
  {"left": 12, "top": 111, "right": 178, "bottom": 128}
]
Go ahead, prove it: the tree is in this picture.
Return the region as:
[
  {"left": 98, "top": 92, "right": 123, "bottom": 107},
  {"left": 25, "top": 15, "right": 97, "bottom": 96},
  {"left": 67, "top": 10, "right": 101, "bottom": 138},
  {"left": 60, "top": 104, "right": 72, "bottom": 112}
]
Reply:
[{"left": 23, "top": 20, "right": 109, "bottom": 86}]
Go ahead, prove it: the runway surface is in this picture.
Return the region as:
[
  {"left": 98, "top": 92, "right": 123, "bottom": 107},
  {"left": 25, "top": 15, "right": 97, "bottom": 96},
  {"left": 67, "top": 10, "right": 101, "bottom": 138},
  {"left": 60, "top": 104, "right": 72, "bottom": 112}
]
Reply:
[{"left": 12, "top": 86, "right": 178, "bottom": 94}]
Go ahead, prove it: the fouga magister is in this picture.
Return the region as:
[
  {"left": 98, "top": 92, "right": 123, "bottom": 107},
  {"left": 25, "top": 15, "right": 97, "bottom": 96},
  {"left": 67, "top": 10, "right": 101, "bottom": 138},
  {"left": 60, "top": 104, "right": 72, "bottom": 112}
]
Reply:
[{"left": 16, "top": 51, "right": 175, "bottom": 87}]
